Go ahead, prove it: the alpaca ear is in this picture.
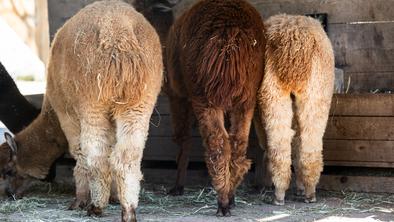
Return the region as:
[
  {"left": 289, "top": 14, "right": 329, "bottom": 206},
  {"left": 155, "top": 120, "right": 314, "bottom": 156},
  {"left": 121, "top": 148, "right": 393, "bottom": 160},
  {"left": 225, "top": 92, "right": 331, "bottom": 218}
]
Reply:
[{"left": 4, "top": 132, "right": 17, "bottom": 155}]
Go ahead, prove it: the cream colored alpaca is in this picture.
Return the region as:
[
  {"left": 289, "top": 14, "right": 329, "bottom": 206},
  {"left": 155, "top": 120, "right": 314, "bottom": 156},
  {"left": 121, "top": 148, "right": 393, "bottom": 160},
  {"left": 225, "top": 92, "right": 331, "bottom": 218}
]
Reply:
[
  {"left": 46, "top": 1, "right": 162, "bottom": 221},
  {"left": 256, "top": 14, "right": 334, "bottom": 205}
]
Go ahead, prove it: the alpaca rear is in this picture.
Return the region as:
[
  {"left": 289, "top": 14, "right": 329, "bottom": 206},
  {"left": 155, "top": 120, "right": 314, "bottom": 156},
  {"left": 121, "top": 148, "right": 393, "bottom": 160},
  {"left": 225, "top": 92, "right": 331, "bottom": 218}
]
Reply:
[
  {"left": 166, "top": 0, "right": 265, "bottom": 216},
  {"left": 46, "top": 1, "right": 163, "bottom": 221},
  {"left": 195, "top": 27, "right": 259, "bottom": 109},
  {"left": 256, "top": 14, "right": 334, "bottom": 205}
]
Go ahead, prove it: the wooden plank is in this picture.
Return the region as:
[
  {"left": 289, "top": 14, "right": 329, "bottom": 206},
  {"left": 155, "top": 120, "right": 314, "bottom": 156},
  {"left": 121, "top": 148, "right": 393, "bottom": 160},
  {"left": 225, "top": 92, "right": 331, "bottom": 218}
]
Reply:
[
  {"left": 328, "top": 23, "right": 394, "bottom": 73},
  {"left": 343, "top": 72, "right": 394, "bottom": 93},
  {"left": 324, "top": 117, "right": 394, "bottom": 140},
  {"left": 324, "top": 161, "right": 394, "bottom": 168},
  {"left": 249, "top": 0, "right": 394, "bottom": 24},
  {"left": 323, "top": 140, "right": 394, "bottom": 164},
  {"left": 318, "top": 175, "right": 394, "bottom": 193},
  {"left": 329, "top": 94, "right": 394, "bottom": 116}
]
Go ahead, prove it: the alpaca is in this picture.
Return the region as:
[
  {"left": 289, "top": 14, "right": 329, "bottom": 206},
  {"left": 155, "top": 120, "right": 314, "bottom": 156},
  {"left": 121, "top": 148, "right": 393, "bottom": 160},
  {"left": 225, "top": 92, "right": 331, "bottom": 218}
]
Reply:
[
  {"left": 0, "top": 0, "right": 175, "bottom": 205},
  {"left": 0, "top": 98, "right": 67, "bottom": 197},
  {"left": 255, "top": 14, "right": 334, "bottom": 205},
  {"left": 165, "top": 0, "right": 265, "bottom": 216},
  {"left": 2, "top": 1, "right": 162, "bottom": 221},
  {"left": 0, "top": 62, "right": 40, "bottom": 133},
  {"left": 46, "top": 1, "right": 162, "bottom": 220}
]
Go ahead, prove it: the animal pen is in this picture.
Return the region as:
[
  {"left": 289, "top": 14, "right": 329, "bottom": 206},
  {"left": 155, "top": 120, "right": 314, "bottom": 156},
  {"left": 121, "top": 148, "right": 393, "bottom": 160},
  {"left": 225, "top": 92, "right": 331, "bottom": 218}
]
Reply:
[{"left": 0, "top": 0, "right": 393, "bottom": 221}]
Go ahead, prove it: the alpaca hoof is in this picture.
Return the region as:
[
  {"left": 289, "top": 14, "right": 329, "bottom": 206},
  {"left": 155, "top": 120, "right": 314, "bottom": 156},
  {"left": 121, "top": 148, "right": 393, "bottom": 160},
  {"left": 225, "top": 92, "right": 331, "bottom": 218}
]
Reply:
[
  {"left": 168, "top": 186, "right": 184, "bottom": 196},
  {"left": 296, "top": 189, "right": 304, "bottom": 197},
  {"left": 87, "top": 204, "right": 103, "bottom": 217},
  {"left": 304, "top": 195, "right": 317, "bottom": 203},
  {"left": 122, "top": 206, "right": 137, "bottom": 222},
  {"left": 229, "top": 196, "right": 236, "bottom": 209},
  {"left": 273, "top": 198, "right": 285, "bottom": 206},
  {"left": 68, "top": 198, "right": 88, "bottom": 210},
  {"left": 216, "top": 201, "right": 231, "bottom": 217},
  {"left": 109, "top": 195, "right": 119, "bottom": 204}
]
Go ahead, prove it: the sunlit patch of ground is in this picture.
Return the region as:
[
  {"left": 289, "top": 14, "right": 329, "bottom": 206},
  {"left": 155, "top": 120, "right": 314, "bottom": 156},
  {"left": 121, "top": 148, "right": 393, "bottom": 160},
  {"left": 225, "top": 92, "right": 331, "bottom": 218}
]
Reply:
[{"left": 0, "top": 182, "right": 393, "bottom": 222}]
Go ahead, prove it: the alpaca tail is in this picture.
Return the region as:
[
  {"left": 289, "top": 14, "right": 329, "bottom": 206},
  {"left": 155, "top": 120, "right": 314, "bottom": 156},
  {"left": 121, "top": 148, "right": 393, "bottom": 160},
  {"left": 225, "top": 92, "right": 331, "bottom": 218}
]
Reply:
[{"left": 195, "top": 28, "right": 258, "bottom": 109}]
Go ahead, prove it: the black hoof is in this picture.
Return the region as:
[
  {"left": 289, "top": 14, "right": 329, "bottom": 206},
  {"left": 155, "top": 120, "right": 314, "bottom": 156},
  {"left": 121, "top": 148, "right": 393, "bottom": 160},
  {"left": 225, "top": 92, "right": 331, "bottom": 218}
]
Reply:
[
  {"left": 68, "top": 198, "right": 88, "bottom": 210},
  {"left": 295, "top": 189, "right": 304, "bottom": 197},
  {"left": 216, "top": 201, "right": 231, "bottom": 217},
  {"left": 109, "top": 195, "right": 119, "bottom": 204},
  {"left": 87, "top": 204, "right": 103, "bottom": 217},
  {"left": 168, "top": 186, "right": 184, "bottom": 196},
  {"left": 304, "top": 195, "right": 317, "bottom": 203}
]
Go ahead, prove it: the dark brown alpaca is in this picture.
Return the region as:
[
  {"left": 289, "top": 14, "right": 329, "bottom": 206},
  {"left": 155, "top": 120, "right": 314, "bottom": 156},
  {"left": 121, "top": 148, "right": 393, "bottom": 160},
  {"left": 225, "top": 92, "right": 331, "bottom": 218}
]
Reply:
[{"left": 166, "top": 0, "right": 265, "bottom": 216}]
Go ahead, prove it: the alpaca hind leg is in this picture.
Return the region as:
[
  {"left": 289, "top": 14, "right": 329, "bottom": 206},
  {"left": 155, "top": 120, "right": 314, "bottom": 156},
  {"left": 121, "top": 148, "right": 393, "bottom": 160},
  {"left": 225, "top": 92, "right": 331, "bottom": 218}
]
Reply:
[
  {"left": 110, "top": 107, "right": 152, "bottom": 222},
  {"left": 294, "top": 92, "right": 331, "bottom": 203},
  {"left": 227, "top": 107, "right": 254, "bottom": 207},
  {"left": 168, "top": 95, "right": 193, "bottom": 195},
  {"left": 80, "top": 107, "right": 112, "bottom": 216},
  {"left": 194, "top": 106, "right": 231, "bottom": 216},
  {"left": 259, "top": 85, "right": 294, "bottom": 205}
]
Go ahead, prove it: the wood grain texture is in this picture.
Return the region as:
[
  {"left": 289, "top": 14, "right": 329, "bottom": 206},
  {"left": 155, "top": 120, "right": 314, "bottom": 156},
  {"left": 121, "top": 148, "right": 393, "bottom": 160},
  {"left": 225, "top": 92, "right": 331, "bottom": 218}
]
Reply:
[
  {"left": 330, "top": 94, "right": 394, "bottom": 116},
  {"left": 318, "top": 175, "right": 394, "bottom": 193},
  {"left": 343, "top": 72, "right": 394, "bottom": 93},
  {"left": 325, "top": 117, "right": 394, "bottom": 140},
  {"left": 323, "top": 140, "right": 394, "bottom": 164}
]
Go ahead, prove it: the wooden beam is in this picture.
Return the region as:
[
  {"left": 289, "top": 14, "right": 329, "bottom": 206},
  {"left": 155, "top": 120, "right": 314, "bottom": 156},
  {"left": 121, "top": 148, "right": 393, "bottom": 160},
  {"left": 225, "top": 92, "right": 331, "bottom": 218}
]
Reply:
[
  {"left": 318, "top": 175, "right": 394, "bottom": 193},
  {"left": 343, "top": 72, "right": 394, "bottom": 93},
  {"left": 330, "top": 94, "right": 394, "bottom": 116},
  {"left": 324, "top": 140, "right": 394, "bottom": 165},
  {"left": 325, "top": 117, "right": 394, "bottom": 140}
]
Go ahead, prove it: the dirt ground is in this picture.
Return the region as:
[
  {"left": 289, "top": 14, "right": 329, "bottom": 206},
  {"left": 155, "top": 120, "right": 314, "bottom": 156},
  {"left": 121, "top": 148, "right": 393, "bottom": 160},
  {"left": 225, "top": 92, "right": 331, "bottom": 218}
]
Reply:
[{"left": 0, "top": 182, "right": 393, "bottom": 222}]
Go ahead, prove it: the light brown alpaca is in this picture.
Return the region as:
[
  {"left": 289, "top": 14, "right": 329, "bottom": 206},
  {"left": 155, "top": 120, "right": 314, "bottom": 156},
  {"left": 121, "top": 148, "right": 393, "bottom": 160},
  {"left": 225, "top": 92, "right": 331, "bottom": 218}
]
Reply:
[
  {"left": 255, "top": 14, "right": 334, "bottom": 205},
  {"left": 46, "top": 1, "right": 162, "bottom": 221}
]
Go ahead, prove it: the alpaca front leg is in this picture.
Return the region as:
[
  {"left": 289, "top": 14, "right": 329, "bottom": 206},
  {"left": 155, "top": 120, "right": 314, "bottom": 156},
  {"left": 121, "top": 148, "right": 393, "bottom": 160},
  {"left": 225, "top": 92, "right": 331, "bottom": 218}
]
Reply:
[
  {"left": 168, "top": 95, "right": 193, "bottom": 196},
  {"left": 69, "top": 161, "right": 90, "bottom": 209}
]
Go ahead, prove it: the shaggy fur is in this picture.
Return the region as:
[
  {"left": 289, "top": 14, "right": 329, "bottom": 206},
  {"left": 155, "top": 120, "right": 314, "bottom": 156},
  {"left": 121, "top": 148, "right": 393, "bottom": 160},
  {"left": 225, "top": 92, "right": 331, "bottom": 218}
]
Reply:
[
  {"left": 0, "top": 62, "right": 40, "bottom": 133},
  {"left": 255, "top": 14, "right": 334, "bottom": 205},
  {"left": 0, "top": 97, "right": 67, "bottom": 197},
  {"left": 46, "top": 1, "right": 162, "bottom": 221},
  {"left": 166, "top": 0, "right": 265, "bottom": 216}
]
